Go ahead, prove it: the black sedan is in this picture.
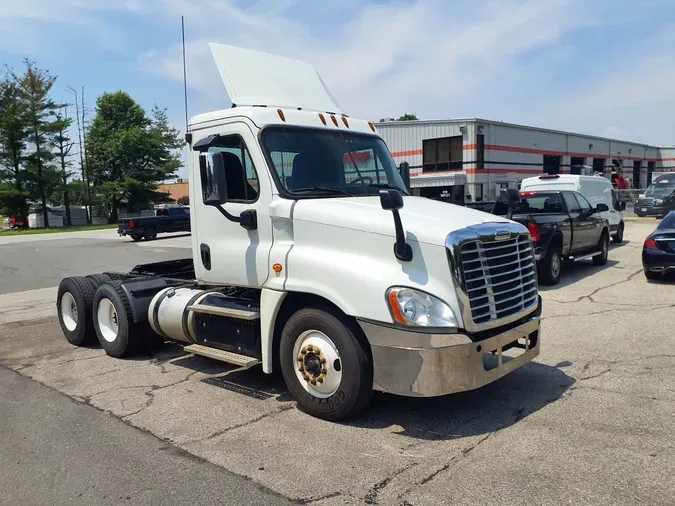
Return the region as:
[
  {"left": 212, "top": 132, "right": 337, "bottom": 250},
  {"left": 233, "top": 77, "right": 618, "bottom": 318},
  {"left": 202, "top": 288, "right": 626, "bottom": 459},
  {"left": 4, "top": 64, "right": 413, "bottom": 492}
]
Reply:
[{"left": 643, "top": 211, "right": 675, "bottom": 280}]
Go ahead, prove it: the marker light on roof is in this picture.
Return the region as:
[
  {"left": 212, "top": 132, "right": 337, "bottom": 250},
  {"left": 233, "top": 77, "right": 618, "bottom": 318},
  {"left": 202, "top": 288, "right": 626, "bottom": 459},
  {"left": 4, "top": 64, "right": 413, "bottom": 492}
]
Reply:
[
  {"left": 318, "top": 113, "right": 327, "bottom": 125},
  {"left": 277, "top": 109, "right": 286, "bottom": 122},
  {"left": 341, "top": 116, "right": 349, "bottom": 128},
  {"left": 331, "top": 115, "right": 339, "bottom": 127},
  {"left": 368, "top": 121, "right": 376, "bottom": 132}
]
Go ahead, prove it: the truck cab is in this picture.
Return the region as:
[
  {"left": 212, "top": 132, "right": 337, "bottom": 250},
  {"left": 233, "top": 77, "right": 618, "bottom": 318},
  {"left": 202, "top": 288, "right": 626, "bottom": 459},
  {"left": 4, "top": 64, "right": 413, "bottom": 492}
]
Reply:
[{"left": 56, "top": 44, "right": 542, "bottom": 421}]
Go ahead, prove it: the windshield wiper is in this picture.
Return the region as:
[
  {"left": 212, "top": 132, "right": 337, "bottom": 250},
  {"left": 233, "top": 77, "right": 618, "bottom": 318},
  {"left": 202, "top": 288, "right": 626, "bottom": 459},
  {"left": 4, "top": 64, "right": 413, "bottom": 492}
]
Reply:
[
  {"left": 290, "top": 186, "right": 354, "bottom": 197},
  {"left": 368, "top": 183, "right": 408, "bottom": 195}
]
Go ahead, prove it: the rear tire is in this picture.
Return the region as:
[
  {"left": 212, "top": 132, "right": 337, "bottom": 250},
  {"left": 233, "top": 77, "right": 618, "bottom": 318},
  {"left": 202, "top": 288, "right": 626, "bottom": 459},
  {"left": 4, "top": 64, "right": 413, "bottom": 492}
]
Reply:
[
  {"left": 143, "top": 228, "right": 157, "bottom": 241},
  {"left": 56, "top": 277, "right": 97, "bottom": 346},
  {"left": 612, "top": 223, "right": 624, "bottom": 243},
  {"left": 280, "top": 307, "right": 373, "bottom": 421},
  {"left": 92, "top": 281, "right": 138, "bottom": 358},
  {"left": 85, "top": 273, "right": 112, "bottom": 289},
  {"left": 538, "top": 246, "right": 562, "bottom": 286},
  {"left": 593, "top": 232, "right": 609, "bottom": 266}
]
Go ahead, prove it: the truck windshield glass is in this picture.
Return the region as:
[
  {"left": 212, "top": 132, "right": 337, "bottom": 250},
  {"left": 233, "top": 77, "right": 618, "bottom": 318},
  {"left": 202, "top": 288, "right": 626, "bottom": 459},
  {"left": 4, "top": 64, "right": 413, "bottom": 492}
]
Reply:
[
  {"left": 645, "top": 180, "right": 675, "bottom": 196},
  {"left": 261, "top": 126, "right": 407, "bottom": 197},
  {"left": 493, "top": 193, "right": 564, "bottom": 215}
]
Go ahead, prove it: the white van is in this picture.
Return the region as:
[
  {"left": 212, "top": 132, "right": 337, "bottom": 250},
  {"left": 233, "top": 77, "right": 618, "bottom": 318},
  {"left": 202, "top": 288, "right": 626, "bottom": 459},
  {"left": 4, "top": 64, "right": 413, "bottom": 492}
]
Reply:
[{"left": 520, "top": 174, "right": 625, "bottom": 243}]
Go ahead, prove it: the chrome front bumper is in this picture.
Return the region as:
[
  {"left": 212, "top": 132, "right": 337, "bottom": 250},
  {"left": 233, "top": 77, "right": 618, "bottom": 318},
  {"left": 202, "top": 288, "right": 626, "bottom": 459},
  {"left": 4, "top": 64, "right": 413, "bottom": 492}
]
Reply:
[{"left": 358, "top": 312, "right": 541, "bottom": 397}]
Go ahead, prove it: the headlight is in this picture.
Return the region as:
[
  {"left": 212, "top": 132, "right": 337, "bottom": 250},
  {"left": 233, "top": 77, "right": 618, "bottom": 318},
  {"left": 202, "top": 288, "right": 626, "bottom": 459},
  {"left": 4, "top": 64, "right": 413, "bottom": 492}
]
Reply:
[
  {"left": 386, "top": 287, "right": 458, "bottom": 327},
  {"left": 655, "top": 198, "right": 664, "bottom": 204}
]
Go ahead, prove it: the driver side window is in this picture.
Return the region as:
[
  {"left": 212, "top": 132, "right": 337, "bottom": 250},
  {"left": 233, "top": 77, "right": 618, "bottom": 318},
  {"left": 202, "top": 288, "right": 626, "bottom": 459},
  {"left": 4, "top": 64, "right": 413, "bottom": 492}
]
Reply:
[{"left": 208, "top": 135, "right": 259, "bottom": 203}]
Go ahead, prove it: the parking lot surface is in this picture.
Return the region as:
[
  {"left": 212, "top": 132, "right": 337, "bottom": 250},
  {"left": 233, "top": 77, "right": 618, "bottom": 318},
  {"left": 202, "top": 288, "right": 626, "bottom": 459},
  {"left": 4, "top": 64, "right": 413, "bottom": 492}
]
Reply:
[{"left": 0, "top": 221, "right": 673, "bottom": 505}]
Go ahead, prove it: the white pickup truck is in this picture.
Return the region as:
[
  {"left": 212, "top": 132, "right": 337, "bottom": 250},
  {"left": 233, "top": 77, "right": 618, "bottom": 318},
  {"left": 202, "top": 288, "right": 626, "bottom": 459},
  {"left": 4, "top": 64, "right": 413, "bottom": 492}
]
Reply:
[{"left": 55, "top": 43, "right": 542, "bottom": 421}]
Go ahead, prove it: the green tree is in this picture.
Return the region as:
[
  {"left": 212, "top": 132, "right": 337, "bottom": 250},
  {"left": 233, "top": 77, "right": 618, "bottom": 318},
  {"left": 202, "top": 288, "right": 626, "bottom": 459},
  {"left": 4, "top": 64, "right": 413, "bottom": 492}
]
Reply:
[
  {"left": 51, "top": 106, "right": 75, "bottom": 225},
  {"left": 16, "top": 60, "right": 64, "bottom": 227},
  {"left": 0, "top": 73, "right": 29, "bottom": 196},
  {"left": 86, "top": 91, "right": 183, "bottom": 223},
  {"left": 0, "top": 184, "right": 29, "bottom": 219}
]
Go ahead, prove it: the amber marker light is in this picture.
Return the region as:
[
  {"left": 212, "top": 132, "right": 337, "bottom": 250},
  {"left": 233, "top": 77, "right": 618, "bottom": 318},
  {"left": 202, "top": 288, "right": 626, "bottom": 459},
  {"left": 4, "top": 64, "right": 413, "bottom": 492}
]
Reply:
[
  {"left": 387, "top": 290, "right": 407, "bottom": 325},
  {"left": 273, "top": 263, "right": 283, "bottom": 273},
  {"left": 277, "top": 109, "right": 286, "bottom": 122}
]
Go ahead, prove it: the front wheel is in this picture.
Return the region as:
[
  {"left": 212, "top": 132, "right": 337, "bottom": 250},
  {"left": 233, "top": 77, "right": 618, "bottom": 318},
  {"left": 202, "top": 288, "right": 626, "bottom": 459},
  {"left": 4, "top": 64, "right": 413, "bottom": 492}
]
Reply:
[
  {"left": 593, "top": 232, "right": 609, "bottom": 266},
  {"left": 280, "top": 307, "right": 373, "bottom": 421},
  {"left": 612, "top": 223, "right": 624, "bottom": 243}
]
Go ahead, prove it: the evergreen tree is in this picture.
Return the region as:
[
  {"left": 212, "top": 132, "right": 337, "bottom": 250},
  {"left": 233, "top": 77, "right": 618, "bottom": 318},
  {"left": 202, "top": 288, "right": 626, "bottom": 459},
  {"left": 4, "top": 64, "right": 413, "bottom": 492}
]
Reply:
[
  {"left": 51, "top": 106, "right": 75, "bottom": 225},
  {"left": 16, "top": 60, "right": 65, "bottom": 227}
]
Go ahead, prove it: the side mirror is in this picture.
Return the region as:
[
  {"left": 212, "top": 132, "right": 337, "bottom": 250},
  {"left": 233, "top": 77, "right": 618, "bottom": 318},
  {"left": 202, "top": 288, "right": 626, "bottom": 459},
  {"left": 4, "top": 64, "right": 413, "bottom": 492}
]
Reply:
[
  {"left": 380, "top": 188, "right": 404, "bottom": 211},
  {"left": 620, "top": 201, "right": 627, "bottom": 211},
  {"left": 379, "top": 189, "right": 412, "bottom": 262},
  {"left": 199, "top": 152, "right": 228, "bottom": 205},
  {"left": 398, "top": 162, "right": 411, "bottom": 193},
  {"left": 596, "top": 203, "right": 609, "bottom": 213}
]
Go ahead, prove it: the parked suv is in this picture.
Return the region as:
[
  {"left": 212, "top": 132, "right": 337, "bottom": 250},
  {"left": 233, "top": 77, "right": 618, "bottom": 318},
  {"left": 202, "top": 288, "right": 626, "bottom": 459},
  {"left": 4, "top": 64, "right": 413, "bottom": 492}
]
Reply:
[{"left": 636, "top": 175, "right": 675, "bottom": 218}]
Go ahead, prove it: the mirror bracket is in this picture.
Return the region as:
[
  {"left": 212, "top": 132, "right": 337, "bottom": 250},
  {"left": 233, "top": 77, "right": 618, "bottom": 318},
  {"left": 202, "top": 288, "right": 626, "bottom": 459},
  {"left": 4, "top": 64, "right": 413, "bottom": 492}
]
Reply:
[{"left": 379, "top": 189, "right": 413, "bottom": 262}]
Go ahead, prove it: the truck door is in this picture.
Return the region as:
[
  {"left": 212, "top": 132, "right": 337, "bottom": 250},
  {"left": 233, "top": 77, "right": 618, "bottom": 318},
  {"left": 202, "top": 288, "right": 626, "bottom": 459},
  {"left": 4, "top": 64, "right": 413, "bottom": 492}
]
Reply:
[
  {"left": 572, "top": 192, "right": 603, "bottom": 250},
  {"left": 192, "top": 123, "right": 273, "bottom": 287}
]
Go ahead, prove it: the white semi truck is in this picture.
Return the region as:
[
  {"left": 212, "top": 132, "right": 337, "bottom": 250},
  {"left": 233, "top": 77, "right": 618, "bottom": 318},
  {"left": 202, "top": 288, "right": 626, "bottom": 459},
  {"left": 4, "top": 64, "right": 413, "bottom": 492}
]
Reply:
[{"left": 55, "top": 44, "right": 542, "bottom": 421}]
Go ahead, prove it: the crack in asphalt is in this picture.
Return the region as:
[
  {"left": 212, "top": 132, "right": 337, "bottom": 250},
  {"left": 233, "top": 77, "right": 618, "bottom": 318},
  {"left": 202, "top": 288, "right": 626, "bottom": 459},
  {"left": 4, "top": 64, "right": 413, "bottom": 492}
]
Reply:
[
  {"left": 547, "top": 268, "right": 643, "bottom": 306},
  {"left": 364, "top": 462, "right": 419, "bottom": 505},
  {"left": 296, "top": 491, "right": 344, "bottom": 504},
  {"left": 182, "top": 405, "right": 296, "bottom": 445}
]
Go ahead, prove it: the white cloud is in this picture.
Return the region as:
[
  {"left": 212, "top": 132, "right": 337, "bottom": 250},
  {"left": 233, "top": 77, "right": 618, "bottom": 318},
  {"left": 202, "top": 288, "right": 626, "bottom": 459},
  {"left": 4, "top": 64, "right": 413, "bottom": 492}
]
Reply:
[{"left": 2, "top": 0, "right": 675, "bottom": 147}]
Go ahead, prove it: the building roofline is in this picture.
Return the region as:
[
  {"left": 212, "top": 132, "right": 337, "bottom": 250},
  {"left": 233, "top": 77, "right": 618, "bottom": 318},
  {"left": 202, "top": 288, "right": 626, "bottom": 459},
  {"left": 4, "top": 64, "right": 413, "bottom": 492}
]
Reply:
[{"left": 376, "top": 117, "right": 675, "bottom": 150}]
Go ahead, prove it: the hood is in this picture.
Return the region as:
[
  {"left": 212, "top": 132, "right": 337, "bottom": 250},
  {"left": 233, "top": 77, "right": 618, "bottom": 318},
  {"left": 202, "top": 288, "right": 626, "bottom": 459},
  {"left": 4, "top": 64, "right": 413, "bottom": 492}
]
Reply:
[{"left": 292, "top": 196, "right": 512, "bottom": 246}]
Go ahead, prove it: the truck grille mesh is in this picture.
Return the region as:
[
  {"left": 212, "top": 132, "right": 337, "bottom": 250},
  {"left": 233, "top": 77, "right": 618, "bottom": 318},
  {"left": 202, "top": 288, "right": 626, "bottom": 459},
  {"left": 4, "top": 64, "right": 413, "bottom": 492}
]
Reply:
[{"left": 459, "top": 234, "right": 538, "bottom": 326}]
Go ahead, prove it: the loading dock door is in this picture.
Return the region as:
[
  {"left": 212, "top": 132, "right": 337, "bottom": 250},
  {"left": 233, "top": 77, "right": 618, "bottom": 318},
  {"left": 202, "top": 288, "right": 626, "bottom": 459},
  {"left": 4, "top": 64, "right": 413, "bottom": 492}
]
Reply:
[{"left": 543, "top": 155, "right": 561, "bottom": 175}]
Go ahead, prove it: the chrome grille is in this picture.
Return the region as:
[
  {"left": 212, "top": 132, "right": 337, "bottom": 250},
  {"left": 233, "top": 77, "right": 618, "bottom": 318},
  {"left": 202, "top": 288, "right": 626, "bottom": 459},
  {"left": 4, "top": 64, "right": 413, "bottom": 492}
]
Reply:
[
  {"left": 637, "top": 198, "right": 654, "bottom": 206},
  {"left": 459, "top": 234, "right": 538, "bottom": 326}
]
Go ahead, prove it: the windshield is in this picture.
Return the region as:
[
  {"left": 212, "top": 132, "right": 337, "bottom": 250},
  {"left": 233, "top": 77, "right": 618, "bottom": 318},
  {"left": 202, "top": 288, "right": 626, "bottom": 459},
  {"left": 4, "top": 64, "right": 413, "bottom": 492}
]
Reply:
[
  {"left": 261, "top": 126, "right": 407, "bottom": 197},
  {"left": 645, "top": 180, "right": 675, "bottom": 197},
  {"left": 658, "top": 212, "right": 675, "bottom": 229}
]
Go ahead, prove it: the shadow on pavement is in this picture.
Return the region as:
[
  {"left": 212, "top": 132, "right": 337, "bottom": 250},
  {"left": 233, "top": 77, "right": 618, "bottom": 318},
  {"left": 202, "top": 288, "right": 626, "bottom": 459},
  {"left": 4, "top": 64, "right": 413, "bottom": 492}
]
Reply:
[
  {"left": 165, "top": 343, "right": 575, "bottom": 441},
  {"left": 538, "top": 259, "right": 620, "bottom": 291}
]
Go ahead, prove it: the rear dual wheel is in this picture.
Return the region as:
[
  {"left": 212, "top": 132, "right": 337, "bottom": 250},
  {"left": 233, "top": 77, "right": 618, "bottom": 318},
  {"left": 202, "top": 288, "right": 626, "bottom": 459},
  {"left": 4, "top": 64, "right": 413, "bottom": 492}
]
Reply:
[
  {"left": 280, "top": 307, "right": 373, "bottom": 421},
  {"left": 57, "top": 277, "right": 97, "bottom": 346}
]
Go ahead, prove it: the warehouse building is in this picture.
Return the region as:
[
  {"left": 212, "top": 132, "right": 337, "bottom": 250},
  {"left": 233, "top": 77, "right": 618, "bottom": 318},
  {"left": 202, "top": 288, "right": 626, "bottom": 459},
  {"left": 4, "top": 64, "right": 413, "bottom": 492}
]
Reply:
[{"left": 376, "top": 118, "right": 675, "bottom": 205}]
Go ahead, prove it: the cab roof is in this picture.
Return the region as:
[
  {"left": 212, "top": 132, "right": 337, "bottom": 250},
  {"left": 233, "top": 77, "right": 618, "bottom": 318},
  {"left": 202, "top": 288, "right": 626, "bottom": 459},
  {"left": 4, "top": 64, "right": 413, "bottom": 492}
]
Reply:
[{"left": 188, "top": 106, "right": 378, "bottom": 136}]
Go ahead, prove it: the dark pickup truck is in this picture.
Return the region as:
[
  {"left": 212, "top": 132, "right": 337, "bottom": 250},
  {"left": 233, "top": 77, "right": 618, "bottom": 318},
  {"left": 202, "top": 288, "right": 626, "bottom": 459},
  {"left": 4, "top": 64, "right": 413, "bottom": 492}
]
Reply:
[
  {"left": 492, "top": 190, "right": 610, "bottom": 285},
  {"left": 118, "top": 206, "right": 191, "bottom": 241}
]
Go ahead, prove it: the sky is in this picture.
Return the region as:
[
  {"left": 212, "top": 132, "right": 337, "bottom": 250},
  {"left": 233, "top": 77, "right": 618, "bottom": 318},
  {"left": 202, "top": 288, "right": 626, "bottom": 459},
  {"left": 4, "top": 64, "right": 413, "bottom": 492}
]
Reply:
[{"left": 2, "top": 0, "right": 675, "bottom": 179}]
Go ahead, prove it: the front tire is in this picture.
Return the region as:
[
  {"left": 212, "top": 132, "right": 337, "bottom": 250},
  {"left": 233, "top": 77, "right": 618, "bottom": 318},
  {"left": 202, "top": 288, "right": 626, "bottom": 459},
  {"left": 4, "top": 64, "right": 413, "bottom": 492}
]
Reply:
[
  {"left": 92, "top": 281, "right": 137, "bottom": 358},
  {"left": 593, "top": 232, "right": 609, "bottom": 266},
  {"left": 56, "top": 277, "right": 97, "bottom": 346},
  {"left": 612, "top": 223, "right": 624, "bottom": 243},
  {"left": 538, "top": 246, "right": 562, "bottom": 286},
  {"left": 131, "top": 234, "right": 143, "bottom": 242},
  {"left": 280, "top": 307, "right": 373, "bottom": 421}
]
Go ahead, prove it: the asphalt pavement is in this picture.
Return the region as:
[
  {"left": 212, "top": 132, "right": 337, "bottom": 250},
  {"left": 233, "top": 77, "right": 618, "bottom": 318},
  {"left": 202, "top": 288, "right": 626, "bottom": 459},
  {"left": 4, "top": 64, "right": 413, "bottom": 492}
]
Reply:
[
  {"left": 0, "top": 365, "right": 292, "bottom": 506},
  {"left": 0, "top": 223, "right": 674, "bottom": 505}
]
